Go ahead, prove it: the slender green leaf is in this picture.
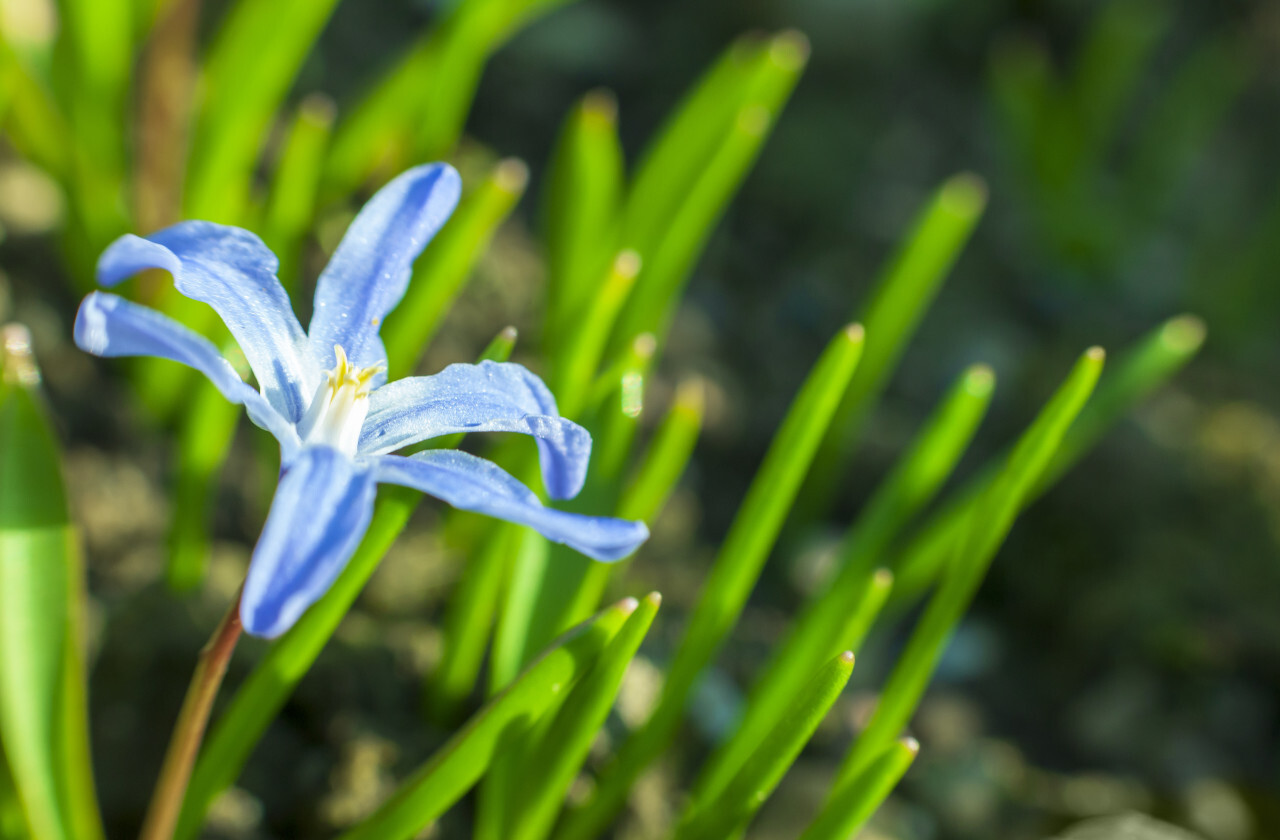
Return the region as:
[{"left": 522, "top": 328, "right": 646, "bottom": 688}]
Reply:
[
  {"left": 262, "top": 94, "right": 337, "bottom": 295},
  {"left": 571, "top": 377, "right": 705, "bottom": 623},
  {"left": 553, "top": 250, "right": 642, "bottom": 419},
  {"left": 184, "top": 0, "right": 342, "bottom": 222},
  {"left": 800, "top": 738, "right": 917, "bottom": 840},
  {"left": 0, "top": 38, "right": 71, "bottom": 181},
  {"left": 175, "top": 487, "right": 420, "bottom": 840},
  {"left": 543, "top": 90, "right": 625, "bottom": 352},
  {"left": 695, "top": 363, "right": 993, "bottom": 801},
  {"left": 0, "top": 328, "right": 102, "bottom": 840},
  {"left": 324, "top": 0, "right": 579, "bottom": 198},
  {"left": 55, "top": 0, "right": 132, "bottom": 252},
  {"left": 426, "top": 523, "right": 522, "bottom": 726},
  {"left": 166, "top": 369, "right": 243, "bottom": 592},
  {"left": 382, "top": 158, "right": 528, "bottom": 379},
  {"left": 610, "top": 31, "right": 808, "bottom": 353},
  {"left": 891, "top": 316, "right": 1204, "bottom": 604},
  {"left": 507, "top": 593, "right": 660, "bottom": 840},
  {"left": 676, "top": 652, "right": 855, "bottom": 840},
  {"left": 555, "top": 325, "right": 865, "bottom": 840},
  {"left": 834, "top": 348, "right": 1103, "bottom": 789},
  {"left": 797, "top": 173, "right": 988, "bottom": 526},
  {"left": 340, "top": 599, "right": 638, "bottom": 840}
]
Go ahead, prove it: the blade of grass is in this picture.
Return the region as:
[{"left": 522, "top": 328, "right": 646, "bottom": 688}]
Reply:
[
  {"left": 571, "top": 378, "right": 706, "bottom": 624},
  {"left": 339, "top": 598, "right": 638, "bottom": 840},
  {"left": 0, "top": 37, "right": 71, "bottom": 182},
  {"left": 0, "top": 326, "right": 103, "bottom": 840},
  {"left": 891, "top": 315, "right": 1204, "bottom": 604},
  {"left": 799, "top": 738, "right": 918, "bottom": 840},
  {"left": 542, "top": 90, "right": 624, "bottom": 353},
  {"left": 56, "top": 0, "right": 132, "bottom": 251},
  {"left": 324, "top": 0, "right": 579, "bottom": 197},
  {"left": 833, "top": 347, "right": 1104, "bottom": 789},
  {"left": 165, "top": 369, "right": 244, "bottom": 592},
  {"left": 795, "top": 173, "right": 988, "bottom": 529},
  {"left": 382, "top": 158, "right": 528, "bottom": 380},
  {"left": 693, "top": 363, "right": 994, "bottom": 803},
  {"left": 507, "top": 593, "right": 661, "bottom": 840},
  {"left": 184, "top": 0, "right": 342, "bottom": 222},
  {"left": 552, "top": 250, "right": 642, "bottom": 419},
  {"left": 609, "top": 32, "right": 808, "bottom": 354},
  {"left": 261, "top": 94, "right": 337, "bottom": 295},
  {"left": 174, "top": 486, "right": 419, "bottom": 840},
  {"left": 619, "top": 33, "right": 768, "bottom": 258},
  {"left": 675, "top": 652, "right": 856, "bottom": 840},
  {"left": 554, "top": 324, "right": 865, "bottom": 840}
]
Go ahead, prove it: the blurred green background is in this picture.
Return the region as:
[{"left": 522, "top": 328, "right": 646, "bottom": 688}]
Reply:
[{"left": 1, "top": 0, "right": 1278, "bottom": 838}]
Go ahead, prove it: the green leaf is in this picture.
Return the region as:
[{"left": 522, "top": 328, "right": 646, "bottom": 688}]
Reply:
[
  {"left": 0, "top": 328, "right": 103, "bottom": 840},
  {"left": 832, "top": 348, "right": 1104, "bottom": 791},
  {"left": 505, "top": 593, "right": 661, "bottom": 840},
  {"left": 426, "top": 522, "right": 522, "bottom": 726},
  {"left": 54, "top": 0, "right": 133, "bottom": 253},
  {"left": 609, "top": 31, "right": 808, "bottom": 354},
  {"left": 0, "top": 39, "right": 71, "bottom": 182},
  {"left": 166, "top": 370, "right": 244, "bottom": 592},
  {"left": 675, "top": 652, "right": 855, "bottom": 840},
  {"left": 796, "top": 173, "right": 988, "bottom": 527},
  {"left": 571, "top": 377, "right": 706, "bottom": 623},
  {"left": 324, "top": 0, "right": 579, "bottom": 198},
  {"left": 552, "top": 250, "right": 642, "bottom": 420},
  {"left": 693, "top": 363, "right": 993, "bottom": 802},
  {"left": 891, "top": 316, "right": 1204, "bottom": 604},
  {"left": 555, "top": 324, "right": 865, "bottom": 840},
  {"left": 184, "top": 0, "right": 342, "bottom": 222},
  {"left": 339, "top": 599, "right": 638, "bottom": 840},
  {"left": 799, "top": 738, "right": 917, "bottom": 840},
  {"left": 382, "top": 158, "right": 529, "bottom": 380},
  {"left": 262, "top": 94, "right": 337, "bottom": 295},
  {"left": 542, "top": 90, "right": 625, "bottom": 355},
  {"left": 175, "top": 487, "right": 420, "bottom": 840}
]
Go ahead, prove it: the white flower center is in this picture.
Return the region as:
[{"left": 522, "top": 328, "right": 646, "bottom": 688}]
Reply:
[{"left": 297, "top": 345, "right": 381, "bottom": 456}]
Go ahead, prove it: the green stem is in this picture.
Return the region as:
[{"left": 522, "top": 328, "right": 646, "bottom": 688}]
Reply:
[{"left": 138, "top": 589, "right": 243, "bottom": 840}]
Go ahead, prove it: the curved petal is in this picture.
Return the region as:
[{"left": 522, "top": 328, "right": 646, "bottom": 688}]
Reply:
[
  {"left": 75, "top": 292, "right": 300, "bottom": 455},
  {"left": 373, "top": 451, "right": 648, "bottom": 562},
  {"left": 308, "top": 163, "right": 462, "bottom": 377},
  {"left": 97, "top": 222, "right": 314, "bottom": 422},
  {"left": 241, "top": 446, "right": 377, "bottom": 638},
  {"left": 358, "top": 361, "right": 590, "bottom": 499}
]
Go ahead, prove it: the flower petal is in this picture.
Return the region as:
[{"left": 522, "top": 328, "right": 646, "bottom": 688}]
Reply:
[
  {"left": 74, "top": 291, "right": 300, "bottom": 454},
  {"left": 308, "top": 163, "right": 462, "bottom": 377},
  {"left": 241, "top": 446, "right": 377, "bottom": 638},
  {"left": 97, "top": 221, "right": 314, "bottom": 422},
  {"left": 358, "top": 361, "right": 590, "bottom": 499},
  {"left": 373, "top": 450, "right": 648, "bottom": 561}
]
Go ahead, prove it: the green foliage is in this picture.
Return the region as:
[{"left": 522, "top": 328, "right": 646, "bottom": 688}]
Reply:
[
  {"left": 0, "top": 330, "right": 102, "bottom": 840},
  {"left": 340, "top": 599, "right": 638, "bottom": 840},
  {"left": 0, "top": 2, "right": 1209, "bottom": 837}
]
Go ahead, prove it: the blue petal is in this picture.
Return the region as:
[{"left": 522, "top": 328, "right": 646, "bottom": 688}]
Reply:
[
  {"left": 75, "top": 292, "right": 300, "bottom": 454},
  {"left": 241, "top": 446, "right": 377, "bottom": 638},
  {"left": 358, "top": 361, "right": 590, "bottom": 499},
  {"left": 308, "top": 163, "right": 462, "bottom": 378},
  {"left": 372, "top": 451, "right": 648, "bottom": 562},
  {"left": 97, "top": 222, "right": 314, "bottom": 422}
]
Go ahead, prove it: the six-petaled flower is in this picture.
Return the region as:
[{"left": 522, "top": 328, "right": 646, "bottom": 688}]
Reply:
[{"left": 75, "top": 163, "right": 649, "bottom": 638}]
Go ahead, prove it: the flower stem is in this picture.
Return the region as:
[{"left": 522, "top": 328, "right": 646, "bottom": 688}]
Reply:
[{"left": 138, "top": 589, "right": 244, "bottom": 840}]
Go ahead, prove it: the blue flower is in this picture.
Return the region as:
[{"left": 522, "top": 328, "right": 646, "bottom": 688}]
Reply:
[{"left": 74, "top": 163, "right": 649, "bottom": 638}]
